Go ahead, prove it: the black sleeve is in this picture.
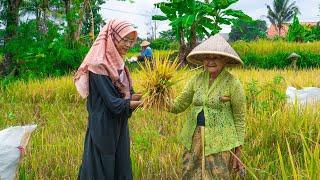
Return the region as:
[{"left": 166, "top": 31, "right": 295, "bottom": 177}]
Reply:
[
  {"left": 91, "top": 73, "right": 131, "bottom": 116},
  {"left": 130, "top": 88, "right": 135, "bottom": 95}
]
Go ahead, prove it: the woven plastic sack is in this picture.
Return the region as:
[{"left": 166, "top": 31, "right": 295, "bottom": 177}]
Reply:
[
  {"left": 0, "top": 125, "right": 37, "bottom": 180},
  {"left": 286, "top": 86, "right": 320, "bottom": 107}
]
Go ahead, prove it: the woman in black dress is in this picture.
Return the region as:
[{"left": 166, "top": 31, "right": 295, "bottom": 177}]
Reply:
[{"left": 74, "top": 19, "right": 142, "bottom": 180}]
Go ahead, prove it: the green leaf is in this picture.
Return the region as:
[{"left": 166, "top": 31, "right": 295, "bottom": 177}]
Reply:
[
  {"left": 216, "top": 17, "right": 232, "bottom": 25},
  {"left": 154, "top": 2, "right": 164, "bottom": 8},
  {"left": 182, "top": 15, "right": 196, "bottom": 27},
  {"left": 196, "top": 26, "right": 210, "bottom": 37},
  {"left": 212, "top": 0, "right": 239, "bottom": 9},
  {"left": 210, "top": 26, "right": 221, "bottom": 35},
  {"left": 223, "top": 9, "right": 252, "bottom": 21},
  {"left": 159, "top": 4, "right": 175, "bottom": 15},
  {"left": 199, "top": 17, "right": 216, "bottom": 29},
  {"left": 152, "top": 15, "right": 168, "bottom": 21},
  {"left": 170, "top": 17, "right": 183, "bottom": 29}
]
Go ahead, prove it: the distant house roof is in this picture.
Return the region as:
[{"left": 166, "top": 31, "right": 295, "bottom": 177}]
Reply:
[
  {"left": 267, "top": 24, "right": 289, "bottom": 38},
  {"left": 267, "top": 22, "right": 318, "bottom": 38}
]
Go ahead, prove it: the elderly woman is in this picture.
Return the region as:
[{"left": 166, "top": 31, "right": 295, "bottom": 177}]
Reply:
[
  {"left": 74, "top": 19, "right": 142, "bottom": 179},
  {"left": 169, "top": 34, "right": 246, "bottom": 179}
]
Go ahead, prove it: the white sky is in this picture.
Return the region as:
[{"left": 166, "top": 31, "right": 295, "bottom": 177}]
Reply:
[{"left": 101, "top": 0, "right": 320, "bottom": 38}]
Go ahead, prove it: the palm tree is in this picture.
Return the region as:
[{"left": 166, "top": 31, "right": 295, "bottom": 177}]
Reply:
[{"left": 266, "top": 0, "right": 300, "bottom": 36}]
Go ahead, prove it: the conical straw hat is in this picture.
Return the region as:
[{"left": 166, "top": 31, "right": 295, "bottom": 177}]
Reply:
[
  {"left": 187, "top": 34, "right": 243, "bottom": 66},
  {"left": 140, "top": 40, "right": 150, "bottom": 47},
  {"left": 287, "top": 52, "right": 301, "bottom": 60}
]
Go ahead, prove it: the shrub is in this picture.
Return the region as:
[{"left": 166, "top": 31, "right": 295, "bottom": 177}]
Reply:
[
  {"left": 287, "top": 15, "right": 306, "bottom": 42},
  {"left": 4, "top": 20, "right": 88, "bottom": 80},
  {"left": 150, "top": 38, "right": 178, "bottom": 50}
]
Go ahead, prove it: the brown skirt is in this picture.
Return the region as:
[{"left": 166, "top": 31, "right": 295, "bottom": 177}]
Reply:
[{"left": 182, "top": 126, "right": 233, "bottom": 180}]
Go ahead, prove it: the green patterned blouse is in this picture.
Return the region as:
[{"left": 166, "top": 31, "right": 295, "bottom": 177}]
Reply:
[{"left": 170, "top": 68, "right": 246, "bottom": 155}]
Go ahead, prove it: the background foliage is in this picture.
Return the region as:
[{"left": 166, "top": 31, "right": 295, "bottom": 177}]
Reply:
[{"left": 229, "top": 19, "right": 267, "bottom": 42}]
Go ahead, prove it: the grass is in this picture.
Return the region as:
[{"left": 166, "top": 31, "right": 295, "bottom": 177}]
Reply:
[
  {"left": 232, "top": 39, "right": 320, "bottom": 57},
  {"left": 0, "top": 67, "right": 320, "bottom": 179}
]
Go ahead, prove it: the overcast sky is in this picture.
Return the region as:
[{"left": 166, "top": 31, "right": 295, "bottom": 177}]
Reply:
[{"left": 101, "top": 0, "right": 319, "bottom": 38}]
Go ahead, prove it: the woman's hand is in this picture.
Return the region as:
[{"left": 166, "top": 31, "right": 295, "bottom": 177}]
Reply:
[
  {"left": 231, "top": 146, "right": 244, "bottom": 172},
  {"left": 130, "top": 101, "right": 143, "bottom": 110},
  {"left": 131, "top": 93, "right": 142, "bottom": 101}
]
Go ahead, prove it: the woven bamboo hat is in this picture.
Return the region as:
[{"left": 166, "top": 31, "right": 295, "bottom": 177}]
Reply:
[
  {"left": 187, "top": 34, "right": 243, "bottom": 66},
  {"left": 140, "top": 40, "right": 150, "bottom": 47},
  {"left": 287, "top": 52, "right": 301, "bottom": 60}
]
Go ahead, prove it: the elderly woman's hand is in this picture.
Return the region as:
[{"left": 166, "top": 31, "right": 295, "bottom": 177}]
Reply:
[
  {"left": 131, "top": 93, "right": 142, "bottom": 101},
  {"left": 231, "top": 146, "right": 244, "bottom": 173}
]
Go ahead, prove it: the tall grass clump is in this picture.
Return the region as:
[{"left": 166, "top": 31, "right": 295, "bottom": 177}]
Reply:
[
  {"left": 135, "top": 53, "right": 186, "bottom": 110},
  {"left": 277, "top": 132, "right": 320, "bottom": 179}
]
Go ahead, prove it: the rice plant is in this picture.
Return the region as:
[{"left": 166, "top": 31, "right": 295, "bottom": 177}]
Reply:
[
  {"left": 0, "top": 57, "right": 319, "bottom": 179},
  {"left": 135, "top": 52, "right": 186, "bottom": 111},
  {"left": 276, "top": 132, "right": 320, "bottom": 179},
  {"left": 232, "top": 39, "right": 320, "bottom": 56}
]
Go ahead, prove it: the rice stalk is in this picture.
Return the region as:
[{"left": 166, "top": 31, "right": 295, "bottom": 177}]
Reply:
[{"left": 136, "top": 52, "right": 186, "bottom": 111}]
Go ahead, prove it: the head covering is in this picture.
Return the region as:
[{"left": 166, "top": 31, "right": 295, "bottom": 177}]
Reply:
[
  {"left": 287, "top": 52, "right": 301, "bottom": 61},
  {"left": 187, "top": 34, "right": 243, "bottom": 66},
  {"left": 74, "top": 19, "right": 137, "bottom": 98},
  {"left": 140, "top": 40, "right": 150, "bottom": 47}
]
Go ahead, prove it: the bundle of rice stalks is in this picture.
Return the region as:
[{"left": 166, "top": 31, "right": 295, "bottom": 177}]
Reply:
[{"left": 136, "top": 53, "right": 186, "bottom": 111}]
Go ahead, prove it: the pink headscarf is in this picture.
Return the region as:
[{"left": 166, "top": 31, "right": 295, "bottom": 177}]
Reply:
[{"left": 74, "top": 19, "right": 137, "bottom": 99}]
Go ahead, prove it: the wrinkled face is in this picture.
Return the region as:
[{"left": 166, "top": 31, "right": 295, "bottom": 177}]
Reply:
[
  {"left": 202, "top": 55, "right": 228, "bottom": 74},
  {"left": 115, "top": 32, "right": 136, "bottom": 56}
]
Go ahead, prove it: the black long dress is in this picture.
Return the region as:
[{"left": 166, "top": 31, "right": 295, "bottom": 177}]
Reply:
[{"left": 78, "top": 72, "right": 133, "bottom": 180}]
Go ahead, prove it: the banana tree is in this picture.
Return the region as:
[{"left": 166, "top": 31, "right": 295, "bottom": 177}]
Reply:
[{"left": 152, "top": 0, "right": 251, "bottom": 65}]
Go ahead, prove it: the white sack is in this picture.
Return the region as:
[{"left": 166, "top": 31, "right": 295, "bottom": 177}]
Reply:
[
  {"left": 286, "top": 86, "right": 320, "bottom": 107},
  {"left": 0, "top": 125, "right": 37, "bottom": 180}
]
